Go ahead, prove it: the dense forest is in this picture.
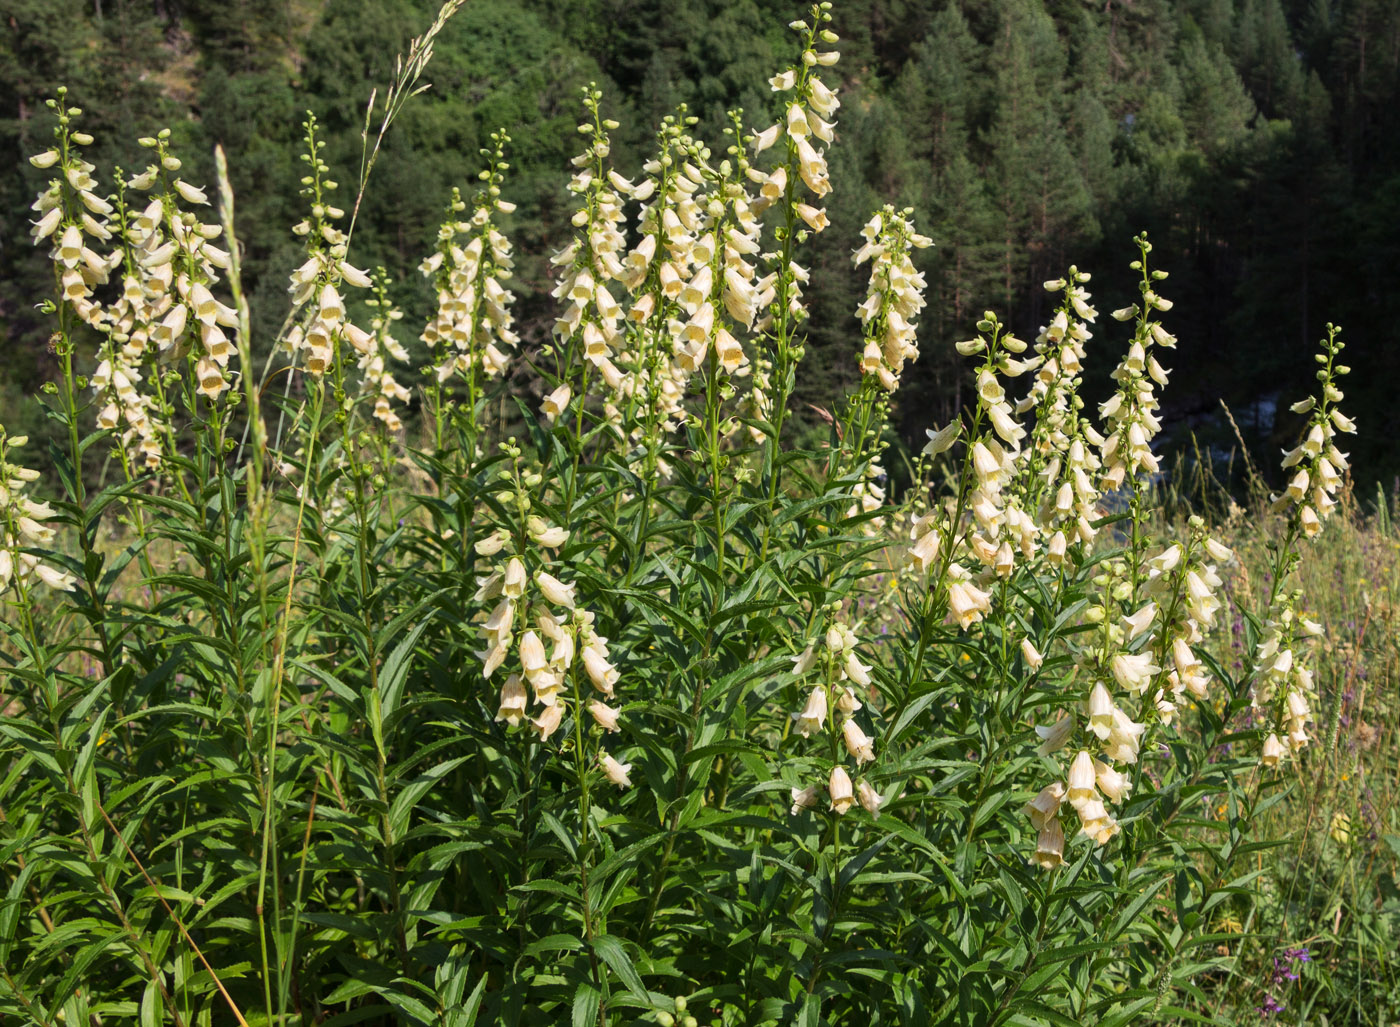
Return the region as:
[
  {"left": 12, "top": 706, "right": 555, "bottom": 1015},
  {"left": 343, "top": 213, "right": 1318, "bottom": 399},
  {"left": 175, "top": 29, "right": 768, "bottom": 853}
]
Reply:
[{"left": 3, "top": 0, "right": 1399, "bottom": 487}]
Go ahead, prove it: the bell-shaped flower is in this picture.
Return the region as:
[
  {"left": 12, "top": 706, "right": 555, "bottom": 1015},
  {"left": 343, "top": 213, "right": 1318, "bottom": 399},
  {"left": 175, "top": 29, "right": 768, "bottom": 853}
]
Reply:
[
  {"left": 495, "top": 675, "right": 527, "bottom": 725},
  {"left": 790, "top": 783, "right": 820, "bottom": 815},
  {"left": 1067, "top": 751, "right": 1097, "bottom": 807},
  {"left": 842, "top": 718, "right": 875, "bottom": 765},
  {"left": 1023, "top": 781, "right": 1066, "bottom": 829},
  {"left": 1093, "top": 758, "right": 1133, "bottom": 803},
  {"left": 857, "top": 780, "right": 883, "bottom": 819},
  {"left": 531, "top": 702, "right": 564, "bottom": 742},
  {"left": 792, "top": 687, "right": 827, "bottom": 738},
  {"left": 599, "top": 751, "right": 632, "bottom": 788},
  {"left": 1087, "top": 683, "right": 1115, "bottom": 740},
  {"left": 588, "top": 699, "right": 620, "bottom": 732},
  {"left": 1035, "top": 715, "right": 1075, "bottom": 757},
  {"left": 1110, "top": 652, "right": 1160, "bottom": 695},
  {"left": 1033, "top": 817, "right": 1066, "bottom": 868},
  {"left": 829, "top": 766, "right": 855, "bottom": 814}
]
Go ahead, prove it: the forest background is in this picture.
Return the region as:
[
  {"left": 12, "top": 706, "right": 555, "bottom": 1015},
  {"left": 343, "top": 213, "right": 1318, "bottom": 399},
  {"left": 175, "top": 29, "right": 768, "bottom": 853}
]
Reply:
[{"left": 2, "top": 0, "right": 1398, "bottom": 489}]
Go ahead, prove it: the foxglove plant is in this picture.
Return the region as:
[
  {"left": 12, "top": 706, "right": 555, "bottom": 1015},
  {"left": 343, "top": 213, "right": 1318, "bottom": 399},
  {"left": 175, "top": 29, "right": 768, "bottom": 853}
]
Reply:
[{"left": 0, "top": 4, "right": 1360, "bottom": 1026}]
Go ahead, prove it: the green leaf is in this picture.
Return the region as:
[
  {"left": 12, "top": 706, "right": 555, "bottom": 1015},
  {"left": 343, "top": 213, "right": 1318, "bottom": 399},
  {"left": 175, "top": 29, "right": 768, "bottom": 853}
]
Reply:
[
  {"left": 592, "top": 935, "right": 645, "bottom": 998},
  {"left": 379, "top": 616, "right": 433, "bottom": 722},
  {"left": 572, "top": 982, "right": 600, "bottom": 1027}
]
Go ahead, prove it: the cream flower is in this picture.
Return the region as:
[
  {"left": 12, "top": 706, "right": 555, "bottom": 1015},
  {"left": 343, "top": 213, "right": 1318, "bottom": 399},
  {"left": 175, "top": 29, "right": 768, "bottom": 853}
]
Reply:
[
  {"left": 792, "top": 687, "right": 827, "bottom": 737},
  {"left": 829, "top": 766, "right": 855, "bottom": 814},
  {"left": 599, "top": 751, "right": 633, "bottom": 788},
  {"left": 1023, "top": 781, "right": 1065, "bottom": 829},
  {"left": 790, "top": 783, "right": 820, "bottom": 815},
  {"left": 495, "top": 675, "right": 527, "bottom": 725},
  {"left": 857, "top": 780, "right": 883, "bottom": 819},
  {"left": 1033, "top": 818, "right": 1066, "bottom": 868},
  {"left": 841, "top": 718, "right": 875, "bottom": 765},
  {"left": 1035, "top": 715, "right": 1075, "bottom": 756},
  {"left": 531, "top": 703, "right": 564, "bottom": 741},
  {"left": 588, "top": 699, "right": 620, "bottom": 732},
  {"left": 1066, "top": 751, "right": 1097, "bottom": 807},
  {"left": 1110, "top": 652, "right": 1160, "bottom": 695}
]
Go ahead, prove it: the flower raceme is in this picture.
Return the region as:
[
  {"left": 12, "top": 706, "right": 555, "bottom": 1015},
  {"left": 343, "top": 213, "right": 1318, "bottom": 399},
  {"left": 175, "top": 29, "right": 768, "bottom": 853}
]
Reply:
[
  {"left": 421, "top": 141, "right": 519, "bottom": 393},
  {"left": 853, "top": 206, "right": 932, "bottom": 393},
  {"left": 31, "top": 107, "right": 242, "bottom": 468},
  {"left": 0, "top": 433, "right": 76, "bottom": 595}
]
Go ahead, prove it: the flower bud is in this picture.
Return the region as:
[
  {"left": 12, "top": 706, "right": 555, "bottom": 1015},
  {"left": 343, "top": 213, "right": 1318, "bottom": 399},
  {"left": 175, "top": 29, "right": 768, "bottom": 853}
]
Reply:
[
  {"left": 474, "top": 529, "right": 508, "bottom": 556},
  {"left": 1020, "top": 638, "right": 1043, "bottom": 671}
]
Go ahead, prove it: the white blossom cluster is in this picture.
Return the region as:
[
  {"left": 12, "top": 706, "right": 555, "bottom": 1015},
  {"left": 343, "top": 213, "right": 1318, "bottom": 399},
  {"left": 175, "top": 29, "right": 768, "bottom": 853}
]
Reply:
[
  {"left": 748, "top": 10, "right": 841, "bottom": 335},
  {"left": 551, "top": 91, "right": 633, "bottom": 405},
  {"left": 853, "top": 206, "right": 931, "bottom": 393},
  {"left": 30, "top": 110, "right": 241, "bottom": 466},
  {"left": 477, "top": 458, "right": 628, "bottom": 784},
  {"left": 283, "top": 120, "right": 376, "bottom": 380},
  {"left": 919, "top": 315, "right": 1037, "bottom": 630},
  {"left": 1255, "top": 330, "right": 1352, "bottom": 763},
  {"left": 787, "top": 618, "right": 882, "bottom": 819},
  {"left": 1025, "top": 499, "right": 1236, "bottom": 864},
  {"left": 1021, "top": 272, "right": 1104, "bottom": 558},
  {"left": 1100, "top": 261, "right": 1175, "bottom": 492},
  {"left": 614, "top": 121, "right": 698, "bottom": 440},
  {"left": 421, "top": 137, "right": 520, "bottom": 391},
  {"left": 0, "top": 433, "right": 75, "bottom": 596},
  {"left": 668, "top": 159, "right": 764, "bottom": 381},
  {"left": 1271, "top": 326, "right": 1355, "bottom": 537},
  {"left": 1254, "top": 604, "right": 1323, "bottom": 766},
  {"left": 356, "top": 281, "right": 413, "bottom": 433}
]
